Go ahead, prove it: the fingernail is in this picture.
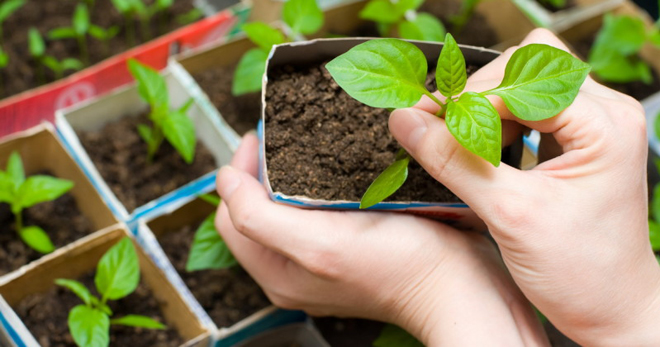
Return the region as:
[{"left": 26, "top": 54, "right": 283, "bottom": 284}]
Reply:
[
  {"left": 389, "top": 109, "right": 428, "bottom": 150},
  {"left": 217, "top": 166, "right": 242, "bottom": 200}
]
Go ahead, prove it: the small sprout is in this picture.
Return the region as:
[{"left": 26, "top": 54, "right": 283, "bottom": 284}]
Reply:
[
  {"left": 0, "top": 151, "right": 73, "bottom": 253},
  {"left": 186, "top": 194, "right": 237, "bottom": 272},
  {"left": 111, "top": 0, "right": 149, "bottom": 47},
  {"left": 42, "top": 56, "right": 84, "bottom": 80},
  {"left": 48, "top": 3, "right": 92, "bottom": 65},
  {"left": 127, "top": 59, "right": 196, "bottom": 164},
  {"left": 359, "top": 0, "right": 445, "bottom": 41},
  {"left": 326, "top": 35, "right": 590, "bottom": 207},
  {"left": 373, "top": 324, "right": 423, "bottom": 347},
  {"left": 57, "top": 238, "right": 166, "bottom": 347},
  {"left": 28, "top": 27, "right": 47, "bottom": 84},
  {"left": 88, "top": 25, "right": 120, "bottom": 55},
  {"left": 0, "top": 0, "right": 25, "bottom": 44}
]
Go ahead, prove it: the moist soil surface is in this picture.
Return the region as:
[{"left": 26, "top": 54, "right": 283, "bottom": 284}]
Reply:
[
  {"left": 77, "top": 111, "right": 217, "bottom": 212},
  {"left": 0, "top": 182, "right": 93, "bottom": 276},
  {"left": 15, "top": 271, "right": 183, "bottom": 347},
  {"left": 313, "top": 318, "right": 384, "bottom": 347},
  {"left": 192, "top": 64, "right": 262, "bottom": 135},
  {"left": 158, "top": 219, "right": 270, "bottom": 327},
  {"left": 1, "top": 0, "right": 198, "bottom": 100},
  {"left": 265, "top": 61, "right": 468, "bottom": 203}
]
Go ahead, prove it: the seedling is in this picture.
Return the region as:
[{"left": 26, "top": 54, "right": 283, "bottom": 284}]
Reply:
[
  {"left": 0, "top": 151, "right": 73, "bottom": 254},
  {"left": 56, "top": 237, "right": 166, "bottom": 347},
  {"left": 588, "top": 13, "right": 660, "bottom": 84},
  {"left": 88, "top": 25, "right": 120, "bottom": 56},
  {"left": 111, "top": 0, "right": 149, "bottom": 47},
  {"left": 47, "top": 4, "right": 98, "bottom": 65},
  {"left": 326, "top": 35, "right": 590, "bottom": 208},
  {"left": 42, "top": 56, "right": 84, "bottom": 80},
  {"left": 186, "top": 194, "right": 237, "bottom": 272},
  {"left": 359, "top": 0, "right": 446, "bottom": 42},
  {"left": 29, "top": 27, "right": 84, "bottom": 82},
  {"left": 373, "top": 324, "right": 422, "bottom": 347},
  {"left": 127, "top": 59, "right": 196, "bottom": 164},
  {"left": 232, "top": 0, "right": 324, "bottom": 95},
  {"left": 0, "top": 0, "right": 25, "bottom": 44}
]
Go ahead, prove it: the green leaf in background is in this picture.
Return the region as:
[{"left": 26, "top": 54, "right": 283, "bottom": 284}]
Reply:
[
  {"left": 589, "top": 45, "right": 652, "bottom": 84},
  {"left": 0, "top": 47, "right": 8, "bottom": 68},
  {"left": 0, "top": 0, "right": 25, "bottom": 24},
  {"left": 110, "top": 315, "right": 166, "bottom": 329},
  {"left": 95, "top": 237, "right": 140, "bottom": 301},
  {"left": 232, "top": 48, "right": 268, "bottom": 96},
  {"left": 55, "top": 279, "right": 93, "bottom": 306},
  {"left": 28, "top": 27, "right": 45, "bottom": 58},
  {"left": 360, "top": 150, "right": 410, "bottom": 209},
  {"left": 18, "top": 226, "right": 55, "bottom": 254},
  {"left": 446, "top": 92, "right": 501, "bottom": 166},
  {"left": 487, "top": 44, "right": 591, "bottom": 121},
  {"left": 162, "top": 105, "right": 196, "bottom": 164},
  {"left": 649, "top": 219, "right": 660, "bottom": 252},
  {"left": 7, "top": 151, "right": 25, "bottom": 191},
  {"left": 14, "top": 175, "right": 74, "bottom": 210},
  {"left": 48, "top": 27, "right": 76, "bottom": 40},
  {"left": 326, "top": 39, "right": 428, "bottom": 108},
  {"left": 68, "top": 305, "right": 110, "bottom": 347},
  {"left": 199, "top": 194, "right": 220, "bottom": 207},
  {"left": 359, "top": 0, "right": 401, "bottom": 24},
  {"left": 88, "top": 25, "right": 120, "bottom": 40},
  {"left": 394, "top": 0, "right": 425, "bottom": 13},
  {"left": 73, "top": 4, "right": 90, "bottom": 36},
  {"left": 61, "top": 58, "right": 85, "bottom": 71},
  {"left": 175, "top": 8, "right": 203, "bottom": 25},
  {"left": 435, "top": 33, "right": 465, "bottom": 97},
  {"left": 397, "top": 13, "right": 446, "bottom": 42},
  {"left": 282, "top": 0, "right": 324, "bottom": 35},
  {"left": 373, "top": 324, "right": 423, "bottom": 347},
  {"left": 186, "top": 213, "right": 238, "bottom": 271},
  {"left": 242, "top": 22, "right": 285, "bottom": 52},
  {"left": 127, "top": 59, "right": 168, "bottom": 113},
  {"left": 0, "top": 172, "right": 14, "bottom": 203},
  {"left": 155, "top": 0, "right": 174, "bottom": 10},
  {"left": 593, "top": 14, "right": 647, "bottom": 56},
  {"left": 110, "top": 0, "right": 131, "bottom": 14}
]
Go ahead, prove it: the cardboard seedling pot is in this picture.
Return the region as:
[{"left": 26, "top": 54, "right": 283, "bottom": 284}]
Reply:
[
  {"left": 260, "top": 39, "right": 523, "bottom": 231},
  {"left": 0, "top": 123, "right": 118, "bottom": 279},
  {"left": 134, "top": 196, "right": 308, "bottom": 346},
  {"left": 0, "top": 225, "right": 210, "bottom": 347},
  {"left": 56, "top": 67, "right": 234, "bottom": 227},
  {"left": 511, "top": 0, "right": 624, "bottom": 31}
]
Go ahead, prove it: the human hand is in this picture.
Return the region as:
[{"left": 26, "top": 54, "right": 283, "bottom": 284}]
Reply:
[
  {"left": 389, "top": 28, "right": 660, "bottom": 346},
  {"left": 215, "top": 133, "right": 548, "bottom": 346}
]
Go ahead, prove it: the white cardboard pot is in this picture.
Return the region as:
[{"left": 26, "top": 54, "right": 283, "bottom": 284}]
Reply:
[
  {"left": 56, "top": 67, "right": 234, "bottom": 226},
  {"left": 260, "top": 38, "right": 523, "bottom": 232},
  {"left": 511, "top": 0, "right": 624, "bottom": 31}
]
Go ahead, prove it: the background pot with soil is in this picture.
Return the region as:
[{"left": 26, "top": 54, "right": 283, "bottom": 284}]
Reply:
[
  {"left": 56, "top": 64, "right": 234, "bottom": 224},
  {"left": 0, "top": 225, "right": 210, "bottom": 347},
  {"left": 134, "top": 195, "right": 309, "bottom": 345},
  {"left": 511, "top": 0, "right": 624, "bottom": 31},
  {"left": 260, "top": 38, "right": 525, "bottom": 231},
  {"left": 0, "top": 124, "right": 117, "bottom": 279}
]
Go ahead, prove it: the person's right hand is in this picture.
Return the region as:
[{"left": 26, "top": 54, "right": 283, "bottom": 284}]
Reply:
[{"left": 389, "top": 28, "right": 660, "bottom": 346}]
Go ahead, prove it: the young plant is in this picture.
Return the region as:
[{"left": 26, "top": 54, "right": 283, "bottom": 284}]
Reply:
[
  {"left": 28, "top": 27, "right": 47, "bottom": 84},
  {"left": 359, "top": 0, "right": 446, "bottom": 42},
  {"left": 127, "top": 59, "right": 196, "bottom": 164},
  {"left": 42, "top": 56, "right": 84, "bottom": 80},
  {"left": 186, "top": 194, "right": 237, "bottom": 272},
  {"left": 56, "top": 237, "right": 166, "bottom": 347},
  {"left": 326, "top": 34, "right": 590, "bottom": 208},
  {"left": 588, "top": 13, "right": 660, "bottom": 84},
  {"left": 232, "top": 0, "right": 324, "bottom": 95},
  {"left": 0, "top": 151, "right": 73, "bottom": 254},
  {"left": 48, "top": 4, "right": 95, "bottom": 65},
  {"left": 111, "top": 0, "right": 149, "bottom": 47},
  {"left": 373, "top": 324, "right": 422, "bottom": 347},
  {"left": 0, "top": 0, "right": 25, "bottom": 44}
]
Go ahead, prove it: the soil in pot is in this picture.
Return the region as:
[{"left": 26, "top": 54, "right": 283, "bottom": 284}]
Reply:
[
  {"left": 158, "top": 219, "right": 271, "bottom": 327},
  {"left": 192, "top": 64, "right": 262, "bottom": 136},
  {"left": 313, "top": 318, "right": 384, "bottom": 347},
  {"left": 264, "top": 61, "right": 482, "bottom": 203},
  {"left": 76, "top": 111, "right": 217, "bottom": 212},
  {"left": 1, "top": 0, "right": 199, "bottom": 100},
  {"left": 14, "top": 271, "right": 184, "bottom": 347},
  {"left": 0, "top": 173, "right": 94, "bottom": 276}
]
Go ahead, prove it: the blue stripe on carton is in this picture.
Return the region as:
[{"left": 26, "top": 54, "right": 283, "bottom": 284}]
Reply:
[{"left": 0, "top": 312, "right": 25, "bottom": 347}]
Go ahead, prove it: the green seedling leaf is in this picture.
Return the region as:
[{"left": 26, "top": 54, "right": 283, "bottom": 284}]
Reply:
[
  {"left": 155, "top": 0, "right": 173, "bottom": 10},
  {"left": 242, "top": 22, "right": 285, "bottom": 52},
  {"left": 69, "top": 305, "right": 110, "bottom": 347},
  {"left": 7, "top": 151, "right": 25, "bottom": 190},
  {"left": 373, "top": 324, "right": 423, "bottom": 347},
  {"left": 186, "top": 213, "right": 237, "bottom": 271},
  {"left": 73, "top": 3, "right": 90, "bottom": 36},
  {"left": 55, "top": 279, "right": 93, "bottom": 306},
  {"left": 61, "top": 58, "right": 84, "bottom": 71},
  {"left": 359, "top": 0, "right": 401, "bottom": 24},
  {"left": 110, "top": 0, "right": 131, "bottom": 14},
  {"left": 89, "top": 25, "right": 120, "bottom": 40},
  {"left": 95, "top": 237, "right": 140, "bottom": 301},
  {"left": 137, "top": 124, "right": 160, "bottom": 158},
  {"left": 0, "top": 47, "right": 8, "bottom": 68},
  {"left": 110, "top": 315, "right": 166, "bottom": 329},
  {"left": 199, "top": 193, "right": 220, "bottom": 206},
  {"left": 162, "top": 106, "right": 196, "bottom": 164},
  {"left": 14, "top": 175, "right": 73, "bottom": 210},
  {"left": 589, "top": 45, "right": 652, "bottom": 84},
  {"left": 127, "top": 59, "right": 168, "bottom": 112},
  {"left": 283, "top": 0, "right": 323, "bottom": 35},
  {"left": 594, "top": 14, "right": 647, "bottom": 56},
  {"left": 90, "top": 297, "right": 113, "bottom": 316},
  {"left": 232, "top": 48, "right": 268, "bottom": 96},
  {"left": 446, "top": 92, "right": 501, "bottom": 166},
  {"left": 650, "top": 219, "right": 660, "bottom": 251},
  {"left": 397, "top": 13, "right": 446, "bottom": 42},
  {"left": 48, "top": 27, "right": 77, "bottom": 40},
  {"left": 326, "top": 39, "right": 428, "bottom": 108},
  {"left": 487, "top": 44, "right": 591, "bottom": 121},
  {"left": 0, "top": 172, "right": 14, "bottom": 203},
  {"left": 360, "top": 151, "right": 410, "bottom": 209},
  {"left": 435, "top": 33, "right": 465, "bottom": 97},
  {"left": 0, "top": 0, "right": 25, "bottom": 23},
  {"left": 395, "top": 0, "right": 425, "bottom": 13},
  {"left": 19, "top": 226, "right": 55, "bottom": 254},
  {"left": 28, "top": 27, "right": 45, "bottom": 58}
]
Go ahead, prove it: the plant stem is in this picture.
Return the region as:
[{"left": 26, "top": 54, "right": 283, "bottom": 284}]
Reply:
[
  {"left": 147, "top": 125, "right": 164, "bottom": 163},
  {"left": 36, "top": 61, "right": 45, "bottom": 85},
  {"left": 159, "top": 11, "right": 167, "bottom": 35},
  {"left": 78, "top": 35, "right": 89, "bottom": 66},
  {"left": 140, "top": 17, "right": 151, "bottom": 41},
  {"left": 423, "top": 90, "right": 444, "bottom": 107},
  {"left": 14, "top": 210, "right": 23, "bottom": 233},
  {"left": 125, "top": 14, "right": 136, "bottom": 47}
]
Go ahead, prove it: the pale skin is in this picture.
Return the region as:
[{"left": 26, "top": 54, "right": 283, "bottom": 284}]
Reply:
[{"left": 215, "top": 29, "right": 660, "bottom": 346}]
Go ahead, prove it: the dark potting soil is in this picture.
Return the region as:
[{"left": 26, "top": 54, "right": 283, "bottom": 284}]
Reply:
[
  {"left": 420, "top": 0, "right": 499, "bottom": 48},
  {"left": 76, "top": 111, "right": 217, "bottom": 212},
  {"left": 158, "top": 220, "right": 271, "bottom": 327},
  {"left": 0, "top": 182, "right": 93, "bottom": 276},
  {"left": 313, "top": 317, "right": 385, "bottom": 347},
  {"left": 1, "top": 0, "right": 198, "bottom": 100},
  {"left": 265, "top": 61, "right": 468, "bottom": 203},
  {"left": 192, "top": 64, "right": 262, "bottom": 135},
  {"left": 536, "top": 0, "right": 577, "bottom": 13},
  {"left": 14, "top": 271, "right": 183, "bottom": 347}
]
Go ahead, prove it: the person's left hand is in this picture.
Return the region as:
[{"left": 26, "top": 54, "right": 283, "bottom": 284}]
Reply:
[{"left": 215, "top": 133, "right": 548, "bottom": 346}]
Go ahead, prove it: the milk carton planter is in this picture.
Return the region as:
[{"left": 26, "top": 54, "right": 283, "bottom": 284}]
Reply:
[
  {"left": 56, "top": 67, "right": 233, "bottom": 225},
  {"left": 0, "top": 124, "right": 117, "bottom": 279},
  {"left": 134, "top": 196, "right": 307, "bottom": 346},
  {"left": 0, "top": 225, "right": 210, "bottom": 347},
  {"left": 511, "top": 0, "right": 624, "bottom": 31}
]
